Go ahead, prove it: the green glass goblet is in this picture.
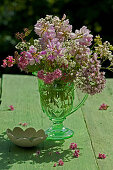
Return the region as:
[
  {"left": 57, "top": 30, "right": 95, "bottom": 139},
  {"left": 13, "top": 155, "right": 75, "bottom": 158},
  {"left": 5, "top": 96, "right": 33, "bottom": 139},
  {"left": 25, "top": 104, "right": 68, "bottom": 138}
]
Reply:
[{"left": 38, "top": 78, "right": 88, "bottom": 140}]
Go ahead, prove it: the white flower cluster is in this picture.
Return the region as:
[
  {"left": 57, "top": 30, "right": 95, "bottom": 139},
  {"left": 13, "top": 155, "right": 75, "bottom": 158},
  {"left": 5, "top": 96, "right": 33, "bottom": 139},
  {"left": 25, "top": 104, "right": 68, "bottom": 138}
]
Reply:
[{"left": 95, "top": 41, "right": 113, "bottom": 61}]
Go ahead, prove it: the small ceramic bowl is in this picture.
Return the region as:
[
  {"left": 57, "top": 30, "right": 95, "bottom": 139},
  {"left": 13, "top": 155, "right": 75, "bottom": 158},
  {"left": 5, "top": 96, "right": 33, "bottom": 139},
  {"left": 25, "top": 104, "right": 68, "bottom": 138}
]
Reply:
[{"left": 6, "top": 127, "right": 48, "bottom": 147}]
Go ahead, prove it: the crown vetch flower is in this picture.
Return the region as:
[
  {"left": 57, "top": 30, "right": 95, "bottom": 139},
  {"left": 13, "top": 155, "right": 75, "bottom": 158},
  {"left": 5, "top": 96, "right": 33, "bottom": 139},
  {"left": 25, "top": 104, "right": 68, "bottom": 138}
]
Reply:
[
  {"left": 98, "top": 153, "right": 106, "bottom": 159},
  {"left": 73, "top": 149, "right": 80, "bottom": 158},
  {"left": 2, "top": 14, "right": 113, "bottom": 95},
  {"left": 102, "top": 154, "right": 106, "bottom": 159},
  {"left": 99, "top": 103, "right": 109, "bottom": 110},
  {"left": 8, "top": 105, "right": 14, "bottom": 111},
  {"left": 53, "top": 163, "right": 57, "bottom": 167},
  {"left": 58, "top": 159, "right": 64, "bottom": 166},
  {"left": 70, "top": 142, "right": 77, "bottom": 150}
]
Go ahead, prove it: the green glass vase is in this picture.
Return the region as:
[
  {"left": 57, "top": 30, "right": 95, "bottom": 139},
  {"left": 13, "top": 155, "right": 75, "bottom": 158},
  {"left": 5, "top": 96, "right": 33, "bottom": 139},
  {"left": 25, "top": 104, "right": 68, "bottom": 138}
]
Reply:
[{"left": 38, "top": 78, "right": 88, "bottom": 140}]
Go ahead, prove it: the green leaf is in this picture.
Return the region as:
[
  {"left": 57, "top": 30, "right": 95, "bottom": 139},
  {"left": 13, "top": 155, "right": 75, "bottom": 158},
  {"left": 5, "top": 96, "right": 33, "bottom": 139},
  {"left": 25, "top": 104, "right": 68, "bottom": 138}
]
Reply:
[
  {"left": 29, "top": 37, "right": 34, "bottom": 45},
  {"left": 25, "top": 30, "right": 32, "bottom": 37}
]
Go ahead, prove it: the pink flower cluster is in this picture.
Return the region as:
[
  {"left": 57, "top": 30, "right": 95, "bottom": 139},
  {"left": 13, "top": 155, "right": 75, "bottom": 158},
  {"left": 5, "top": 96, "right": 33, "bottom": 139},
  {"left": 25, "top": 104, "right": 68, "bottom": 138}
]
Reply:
[
  {"left": 35, "top": 14, "right": 72, "bottom": 46},
  {"left": 1, "top": 56, "right": 15, "bottom": 68},
  {"left": 18, "top": 51, "right": 30, "bottom": 71},
  {"left": 53, "top": 14, "right": 72, "bottom": 42},
  {"left": 18, "top": 49, "right": 46, "bottom": 71},
  {"left": 75, "top": 26, "right": 93, "bottom": 46},
  {"left": 2, "top": 14, "right": 113, "bottom": 95},
  {"left": 53, "top": 159, "right": 64, "bottom": 167},
  {"left": 99, "top": 103, "right": 109, "bottom": 110},
  {"left": 73, "top": 150, "right": 80, "bottom": 158},
  {"left": 70, "top": 142, "right": 80, "bottom": 158},
  {"left": 70, "top": 142, "right": 77, "bottom": 150},
  {"left": 35, "top": 21, "right": 56, "bottom": 48},
  {"left": 98, "top": 153, "right": 106, "bottom": 159},
  {"left": 76, "top": 53, "right": 106, "bottom": 95},
  {"left": 61, "top": 72, "right": 73, "bottom": 83},
  {"left": 38, "top": 69, "right": 62, "bottom": 84},
  {"left": 47, "top": 40, "right": 64, "bottom": 61},
  {"left": 29, "top": 45, "right": 37, "bottom": 53},
  {"left": 58, "top": 159, "right": 64, "bottom": 166}
]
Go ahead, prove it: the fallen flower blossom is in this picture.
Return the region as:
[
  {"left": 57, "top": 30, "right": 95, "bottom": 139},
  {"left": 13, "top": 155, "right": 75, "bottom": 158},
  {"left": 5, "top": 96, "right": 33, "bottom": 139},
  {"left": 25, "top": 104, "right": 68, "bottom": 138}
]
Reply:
[
  {"left": 58, "top": 159, "right": 64, "bottom": 166},
  {"left": 53, "top": 163, "right": 57, "bottom": 167},
  {"left": 36, "top": 150, "right": 40, "bottom": 156},
  {"left": 102, "top": 154, "right": 106, "bottom": 159},
  {"left": 56, "top": 151, "right": 60, "bottom": 154},
  {"left": 22, "top": 123, "right": 28, "bottom": 126},
  {"left": 98, "top": 153, "right": 106, "bottom": 159},
  {"left": 99, "top": 103, "right": 109, "bottom": 110},
  {"left": 98, "top": 153, "right": 103, "bottom": 159},
  {"left": 8, "top": 105, "right": 14, "bottom": 111},
  {"left": 70, "top": 142, "right": 77, "bottom": 150},
  {"left": 73, "top": 149, "right": 80, "bottom": 158}
]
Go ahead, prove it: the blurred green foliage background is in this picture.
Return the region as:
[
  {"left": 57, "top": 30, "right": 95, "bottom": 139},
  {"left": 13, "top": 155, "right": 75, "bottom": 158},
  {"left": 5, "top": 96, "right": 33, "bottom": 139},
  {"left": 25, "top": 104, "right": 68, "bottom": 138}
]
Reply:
[{"left": 0, "top": 0, "right": 113, "bottom": 76}]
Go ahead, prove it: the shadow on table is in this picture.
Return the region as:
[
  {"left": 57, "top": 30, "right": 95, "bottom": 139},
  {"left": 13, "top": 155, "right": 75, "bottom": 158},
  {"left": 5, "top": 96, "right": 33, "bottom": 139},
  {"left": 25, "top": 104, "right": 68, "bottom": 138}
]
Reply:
[{"left": 0, "top": 132, "right": 74, "bottom": 169}]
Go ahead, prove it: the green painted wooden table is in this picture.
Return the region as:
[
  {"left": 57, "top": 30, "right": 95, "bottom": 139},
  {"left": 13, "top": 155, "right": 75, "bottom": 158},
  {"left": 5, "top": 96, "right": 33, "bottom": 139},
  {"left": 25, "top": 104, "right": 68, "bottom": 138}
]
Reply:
[{"left": 0, "top": 74, "right": 113, "bottom": 170}]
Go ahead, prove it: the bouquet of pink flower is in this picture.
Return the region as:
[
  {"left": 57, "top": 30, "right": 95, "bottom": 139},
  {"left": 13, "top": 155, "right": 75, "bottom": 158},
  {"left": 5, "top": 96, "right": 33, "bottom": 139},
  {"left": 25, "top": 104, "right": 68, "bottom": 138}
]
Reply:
[{"left": 2, "top": 14, "right": 113, "bottom": 95}]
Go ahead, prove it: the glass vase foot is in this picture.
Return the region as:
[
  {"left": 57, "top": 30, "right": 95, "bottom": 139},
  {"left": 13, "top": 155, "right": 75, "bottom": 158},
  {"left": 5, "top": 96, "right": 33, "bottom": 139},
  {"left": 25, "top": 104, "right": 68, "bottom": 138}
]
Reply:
[{"left": 45, "top": 127, "right": 74, "bottom": 140}]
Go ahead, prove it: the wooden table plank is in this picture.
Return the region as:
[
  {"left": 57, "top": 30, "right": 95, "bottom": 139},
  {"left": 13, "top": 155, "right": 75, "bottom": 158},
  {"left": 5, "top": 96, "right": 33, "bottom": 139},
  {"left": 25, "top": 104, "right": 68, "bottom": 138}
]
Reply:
[
  {"left": 79, "top": 79, "right": 113, "bottom": 170},
  {"left": 0, "top": 74, "right": 98, "bottom": 170},
  {"left": 0, "top": 77, "right": 1, "bottom": 103}
]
